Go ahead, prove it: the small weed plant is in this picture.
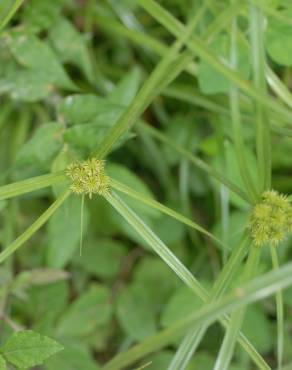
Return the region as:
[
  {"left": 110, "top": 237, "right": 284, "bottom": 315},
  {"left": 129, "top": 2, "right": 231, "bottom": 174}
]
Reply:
[{"left": 1, "top": 1, "right": 292, "bottom": 370}]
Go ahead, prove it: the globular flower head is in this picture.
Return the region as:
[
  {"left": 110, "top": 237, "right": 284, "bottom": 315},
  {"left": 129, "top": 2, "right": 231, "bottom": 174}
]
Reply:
[
  {"left": 248, "top": 190, "right": 292, "bottom": 247},
  {"left": 66, "top": 158, "right": 109, "bottom": 198}
]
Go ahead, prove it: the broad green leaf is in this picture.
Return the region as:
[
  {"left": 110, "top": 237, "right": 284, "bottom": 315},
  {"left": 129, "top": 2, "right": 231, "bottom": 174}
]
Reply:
[
  {"left": 266, "top": 11, "right": 292, "bottom": 66},
  {"left": 0, "top": 355, "right": 6, "bottom": 370},
  {"left": 47, "top": 195, "right": 89, "bottom": 268},
  {"left": 0, "top": 330, "right": 63, "bottom": 368},
  {"left": 75, "top": 239, "right": 127, "bottom": 279},
  {"left": 64, "top": 121, "right": 133, "bottom": 157},
  {"left": 102, "top": 258, "right": 292, "bottom": 370},
  {"left": 133, "top": 257, "right": 180, "bottom": 308},
  {"left": 197, "top": 34, "right": 250, "bottom": 95},
  {"left": 56, "top": 284, "right": 112, "bottom": 337},
  {"left": 26, "top": 281, "right": 69, "bottom": 335},
  {"left": 242, "top": 305, "right": 273, "bottom": 353},
  {"left": 59, "top": 95, "right": 122, "bottom": 125},
  {"left": 161, "top": 286, "right": 202, "bottom": 328},
  {"left": 3, "top": 30, "right": 76, "bottom": 100},
  {"left": 108, "top": 67, "right": 141, "bottom": 106},
  {"left": 49, "top": 18, "right": 94, "bottom": 82},
  {"left": 22, "top": 0, "right": 63, "bottom": 33},
  {"left": 61, "top": 101, "right": 133, "bottom": 156},
  {"left": 116, "top": 284, "right": 157, "bottom": 341},
  {"left": 162, "top": 115, "right": 200, "bottom": 166},
  {"left": 152, "top": 215, "right": 185, "bottom": 245},
  {"left": 143, "top": 351, "right": 173, "bottom": 370},
  {"left": 0, "top": 68, "right": 55, "bottom": 102},
  {"left": 272, "top": 137, "right": 292, "bottom": 169},
  {"left": 45, "top": 341, "right": 100, "bottom": 370},
  {"left": 16, "top": 123, "right": 63, "bottom": 170}
]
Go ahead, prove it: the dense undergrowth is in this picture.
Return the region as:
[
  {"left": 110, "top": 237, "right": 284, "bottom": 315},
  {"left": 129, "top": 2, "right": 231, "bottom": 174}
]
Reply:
[{"left": 1, "top": 0, "right": 292, "bottom": 369}]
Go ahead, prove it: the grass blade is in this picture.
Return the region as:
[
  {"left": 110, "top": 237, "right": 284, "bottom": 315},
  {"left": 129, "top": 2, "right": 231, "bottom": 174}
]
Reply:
[
  {"left": 0, "top": 172, "right": 67, "bottom": 201},
  {"left": 229, "top": 16, "right": 258, "bottom": 203},
  {"left": 110, "top": 178, "right": 227, "bottom": 250},
  {"left": 214, "top": 246, "right": 261, "bottom": 370},
  {"left": 0, "top": 190, "right": 70, "bottom": 263},
  {"left": 168, "top": 236, "right": 249, "bottom": 370},
  {"left": 102, "top": 257, "right": 292, "bottom": 370},
  {"left": 139, "top": 122, "right": 252, "bottom": 204},
  {"left": 104, "top": 191, "right": 269, "bottom": 370},
  {"left": 104, "top": 191, "right": 207, "bottom": 299},
  {"left": 0, "top": 0, "right": 24, "bottom": 31},
  {"left": 137, "top": 0, "right": 292, "bottom": 126},
  {"left": 249, "top": 3, "right": 271, "bottom": 191},
  {"left": 93, "top": 7, "right": 207, "bottom": 159},
  {"left": 270, "top": 246, "right": 284, "bottom": 370}
]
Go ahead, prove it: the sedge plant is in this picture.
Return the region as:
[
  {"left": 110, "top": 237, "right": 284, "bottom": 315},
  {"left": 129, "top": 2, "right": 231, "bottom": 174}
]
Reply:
[{"left": 1, "top": 1, "right": 292, "bottom": 370}]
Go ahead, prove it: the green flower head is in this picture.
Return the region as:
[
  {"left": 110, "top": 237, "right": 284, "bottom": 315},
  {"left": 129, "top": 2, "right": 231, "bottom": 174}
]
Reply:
[
  {"left": 66, "top": 158, "right": 109, "bottom": 198},
  {"left": 248, "top": 190, "right": 292, "bottom": 247}
]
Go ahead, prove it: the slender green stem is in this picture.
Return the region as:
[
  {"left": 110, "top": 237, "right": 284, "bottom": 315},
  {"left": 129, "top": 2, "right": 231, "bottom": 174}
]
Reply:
[
  {"left": 102, "top": 257, "right": 292, "bottom": 370},
  {"left": 110, "top": 178, "right": 228, "bottom": 250},
  {"left": 0, "top": 0, "right": 25, "bottom": 31},
  {"left": 229, "top": 16, "right": 259, "bottom": 203},
  {"left": 168, "top": 236, "right": 249, "bottom": 370},
  {"left": 93, "top": 9, "right": 207, "bottom": 159},
  {"left": 139, "top": 123, "right": 252, "bottom": 204},
  {"left": 105, "top": 191, "right": 206, "bottom": 299},
  {"left": 137, "top": 0, "right": 292, "bottom": 127},
  {"left": 214, "top": 246, "right": 261, "bottom": 370},
  {"left": 0, "top": 190, "right": 70, "bottom": 263},
  {"left": 270, "top": 246, "right": 284, "bottom": 370},
  {"left": 249, "top": 3, "right": 271, "bottom": 191},
  {"left": 0, "top": 172, "right": 67, "bottom": 201},
  {"left": 104, "top": 191, "right": 270, "bottom": 370},
  {"left": 79, "top": 194, "right": 85, "bottom": 256}
]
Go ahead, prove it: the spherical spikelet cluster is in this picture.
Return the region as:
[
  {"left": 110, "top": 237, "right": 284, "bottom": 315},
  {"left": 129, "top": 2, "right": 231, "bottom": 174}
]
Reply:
[
  {"left": 66, "top": 158, "right": 109, "bottom": 198},
  {"left": 248, "top": 190, "right": 292, "bottom": 247}
]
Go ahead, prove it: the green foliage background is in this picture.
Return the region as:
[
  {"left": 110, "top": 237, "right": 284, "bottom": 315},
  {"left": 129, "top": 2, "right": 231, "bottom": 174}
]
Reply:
[{"left": 0, "top": 0, "right": 292, "bottom": 369}]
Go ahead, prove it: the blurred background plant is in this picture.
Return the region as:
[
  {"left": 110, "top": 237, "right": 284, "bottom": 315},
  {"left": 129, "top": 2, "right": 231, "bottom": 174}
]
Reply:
[{"left": 1, "top": 0, "right": 292, "bottom": 369}]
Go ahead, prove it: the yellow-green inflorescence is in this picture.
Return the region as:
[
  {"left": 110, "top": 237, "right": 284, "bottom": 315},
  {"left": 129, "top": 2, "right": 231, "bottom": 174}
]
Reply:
[
  {"left": 248, "top": 190, "right": 292, "bottom": 247},
  {"left": 66, "top": 158, "right": 110, "bottom": 198}
]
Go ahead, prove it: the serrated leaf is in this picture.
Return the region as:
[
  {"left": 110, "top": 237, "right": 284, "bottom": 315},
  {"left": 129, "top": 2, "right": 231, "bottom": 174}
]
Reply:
[
  {"left": 49, "top": 18, "right": 94, "bottom": 82},
  {"left": 4, "top": 31, "right": 75, "bottom": 95},
  {"left": 0, "top": 330, "right": 63, "bottom": 368},
  {"left": 56, "top": 284, "right": 112, "bottom": 337},
  {"left": 58, "top": 95, "right": 119, "bottom": 125},
  {"left": 16, "top": 122, "right": 63, "bottom": 170},
  {"left": 61, "top": 98, "right": 133, "bottom": 156}
]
